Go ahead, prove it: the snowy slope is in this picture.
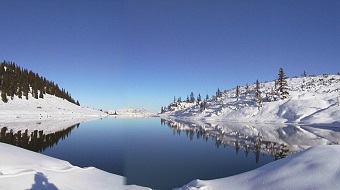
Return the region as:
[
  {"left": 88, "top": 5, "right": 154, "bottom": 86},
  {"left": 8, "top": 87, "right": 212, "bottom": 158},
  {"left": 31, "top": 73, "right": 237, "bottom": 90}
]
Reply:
[
  {"left": 0, "top": 94, "right": 107, "bottom": 133},
  {"left": 108, "top": 108, "right": 155, "bottom": 118},
  {"left": 176, "top": 145, "right": 340, "bottom": 190},
  {"left": 161, "top": 75, "right": 340, "bottom": 125},
  {"left": 0, "top": 143, "right": 150, "bottom": 190}
]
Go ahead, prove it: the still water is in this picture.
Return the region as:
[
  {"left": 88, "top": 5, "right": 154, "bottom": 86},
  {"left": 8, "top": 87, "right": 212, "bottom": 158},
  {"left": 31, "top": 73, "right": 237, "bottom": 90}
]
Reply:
[{"left": 38, "top": 118, "right": 275, "bottom": 189}]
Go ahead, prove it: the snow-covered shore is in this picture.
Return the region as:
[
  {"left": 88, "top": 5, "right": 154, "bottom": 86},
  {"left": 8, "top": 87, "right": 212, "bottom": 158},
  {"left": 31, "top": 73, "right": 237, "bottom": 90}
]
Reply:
[
  {"left": 0, "top": 143, "right": 150, "bottom": 190},
  {"left": 0, "top": 93, "right": 152, "bottom": 189},
  {"left": 176, "top": 145, "right": 340, "bottom": 190},
  {"left": 0, "top": 94, "right": 107, "bottom": 133},
  {"left": 160, "top": 75, "right": 340, "bottom": 126},
  {"left": 1, "top": 142, "right": 339, "bottom": 190}
]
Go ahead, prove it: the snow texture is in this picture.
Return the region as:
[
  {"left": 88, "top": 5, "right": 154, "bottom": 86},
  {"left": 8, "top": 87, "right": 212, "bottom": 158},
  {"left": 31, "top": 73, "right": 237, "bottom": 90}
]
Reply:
[
  {"left": 0, "top": 143, "right": 150, "bottom": 190},
  {"left": 175, "top": 145, "right": 340, "bottom": 190}
]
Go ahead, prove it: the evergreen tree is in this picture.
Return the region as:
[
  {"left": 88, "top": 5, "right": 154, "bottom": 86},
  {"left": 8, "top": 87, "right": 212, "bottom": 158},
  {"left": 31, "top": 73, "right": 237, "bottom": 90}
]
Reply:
[
  {"left": 39, "top": 89, "right": 44, "bottom": 99},
  {"left": 277, "top": 68, "right": 289, "bottom": 100},
  {"left": 235, "top": 85, "right": 240, "bottom": 101},
  {"left": 190, "top": 92, "right": 195, "bottom": 103},
  {"left": 216, "top": 88, "right": 222, "bottom": 98},
  {"left": 205, "top": 94, "right": 209, "bottom": 100},
  {"left": 200, "top": 101, "right": 206, "bottom": 111},
  {"left": 197, "top": 93, "right": 201, "bottom": 103},
  {"left": 186, "top": 95, "right": 190, "bottom": 103},
  {"left": 245, "top": 84, "right": 249, "bottom": 95},
  {"left": 1, "top": 91, "right": 8, "bottom": 103},
  {"left": 254, "top": 79, "right": 262, "bottom": 109}
]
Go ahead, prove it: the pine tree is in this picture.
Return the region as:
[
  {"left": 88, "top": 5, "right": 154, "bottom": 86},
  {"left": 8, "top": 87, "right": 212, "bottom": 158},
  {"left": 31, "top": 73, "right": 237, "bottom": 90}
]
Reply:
[
  {"left": 254, "top": 79, "right": 262, "bottom": 109},
  {"left": 245, "top": 84, "right": 249, "bottom": 95},
  {"left": 1, "top": 91, "right": 8, "bottom": 103},
  {"left": 197, "top": 93, "right": 201, "bottom": 103},
  {"left": 216, "top": 88, "right": 222, "bottom": 98},
  {"left": 190, "top": 92, "right": 195, "bottom": 103},
  {"left": 200, "top": 101, "right": 206, "bottom": 111},
  {"left": 277, "top": 68, "right": 289, "bottom": 100},
  {"left": 205, "top": 94, "right": 209, "bottom": 100},
  {"left": 39, "top": 89, "right": 44, "bottom": 99},
  {"left": 235, "top": 85, "right": 240, "bottom": 101}
]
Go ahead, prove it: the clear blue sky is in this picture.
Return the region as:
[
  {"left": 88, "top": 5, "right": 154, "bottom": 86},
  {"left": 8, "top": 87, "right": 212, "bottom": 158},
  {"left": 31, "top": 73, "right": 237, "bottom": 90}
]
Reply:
[{"left": 0, "top": 0, "right": 339, "bottom": 113}]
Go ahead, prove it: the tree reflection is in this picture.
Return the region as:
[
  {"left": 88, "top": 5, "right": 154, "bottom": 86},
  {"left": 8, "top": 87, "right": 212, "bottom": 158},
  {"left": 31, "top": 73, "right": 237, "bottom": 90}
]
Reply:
[
  {"left": 0, "top": 124, "right": 79, "bottom": 152},
  {"left": 161, "top": 119, "right": 290, "bottom": 163}
]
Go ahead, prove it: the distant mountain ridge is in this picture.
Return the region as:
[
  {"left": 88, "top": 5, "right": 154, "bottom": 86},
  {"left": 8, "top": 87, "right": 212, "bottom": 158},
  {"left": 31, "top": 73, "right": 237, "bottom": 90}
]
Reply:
[
  {"left": 160, "top": 73, "right": 340, "bottom": 125},
  {"left": 108, "top": 108, "right": 154, "bottom": 117}
]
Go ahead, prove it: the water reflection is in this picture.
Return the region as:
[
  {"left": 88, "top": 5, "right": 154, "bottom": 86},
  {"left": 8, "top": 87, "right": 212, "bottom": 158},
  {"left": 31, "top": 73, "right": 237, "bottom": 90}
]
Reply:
[
  {"left": 0, "top": 124, "right": 79, "bottom": 152},
  {"left": 161, "top": 119, "right": 339, "bottom": 160}
]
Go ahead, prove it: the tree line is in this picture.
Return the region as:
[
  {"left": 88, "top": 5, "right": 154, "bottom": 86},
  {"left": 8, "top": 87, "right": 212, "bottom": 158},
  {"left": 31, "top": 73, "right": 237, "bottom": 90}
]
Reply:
[{"left": 0, "top": 61, "right": 79, "bottom": 105}]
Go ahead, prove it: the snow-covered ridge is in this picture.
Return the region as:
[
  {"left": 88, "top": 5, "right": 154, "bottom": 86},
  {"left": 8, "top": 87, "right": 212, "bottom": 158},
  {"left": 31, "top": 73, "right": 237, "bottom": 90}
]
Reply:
[
  {"left": 161, "top": 74, "right": 340, "bottom": 125},
  {"left": 108, "top": 108, "right": 155, "bottom": 118},
  {"left": 0, "top": 93, "right": 107, "bottom": 133}
]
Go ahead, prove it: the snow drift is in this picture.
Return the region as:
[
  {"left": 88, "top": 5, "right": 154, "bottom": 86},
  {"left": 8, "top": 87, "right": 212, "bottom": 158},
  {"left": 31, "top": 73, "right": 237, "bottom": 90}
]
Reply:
[
  {"left": 176, "top": 145, "right": 340, "bottom": 190},
  {"left": 0, "top": 143, "right": 150, "bottom": 190}
]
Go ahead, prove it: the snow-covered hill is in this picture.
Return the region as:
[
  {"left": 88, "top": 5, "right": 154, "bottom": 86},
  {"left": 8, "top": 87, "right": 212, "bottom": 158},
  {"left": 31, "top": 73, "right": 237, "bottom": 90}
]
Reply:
[
  {"left": 0, "top": 94, "right": 107, "bottom": 133},
  {"left": 108, "top": 108, "right": 155, "bottom": 118},
  {"left": 161, "top": 74, "right": 340, "bottom": 126}
]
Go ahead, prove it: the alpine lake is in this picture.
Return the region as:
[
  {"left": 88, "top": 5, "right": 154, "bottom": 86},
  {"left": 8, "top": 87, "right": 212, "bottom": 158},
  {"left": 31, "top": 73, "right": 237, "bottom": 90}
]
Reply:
[{"left": 2, "top": 117, "right": 339, "bottom": 190}]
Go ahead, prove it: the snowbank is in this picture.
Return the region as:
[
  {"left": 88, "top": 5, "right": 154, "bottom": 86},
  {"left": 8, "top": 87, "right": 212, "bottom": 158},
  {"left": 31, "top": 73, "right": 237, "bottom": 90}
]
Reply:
[
  {"left": 0, "top": 143, "right": 150, "bottom": 190},
  {"left": 176, "top": 145, "right": 340, "bottom": 190}
]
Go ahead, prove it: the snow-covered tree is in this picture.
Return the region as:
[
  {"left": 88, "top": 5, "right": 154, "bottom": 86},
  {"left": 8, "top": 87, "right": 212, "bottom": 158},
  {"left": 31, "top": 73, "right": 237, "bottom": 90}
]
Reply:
[
  {"left": 254, "top": 79, "right": 262, "bottom": 108},
  {"left": 245, "top": 84, "right": 250, "bottom": 95},
  {"left": 277, "top": 68, "right": 289, "bottom": 100},
  {"left": 200, "top": 101, "right": 206, "bottom": 111},
  {"left": 216, "top": 88, "right": 222, "bottom": 98},
  {"left": 235, "top": 85, "right": 240, "bottom": 101}
]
